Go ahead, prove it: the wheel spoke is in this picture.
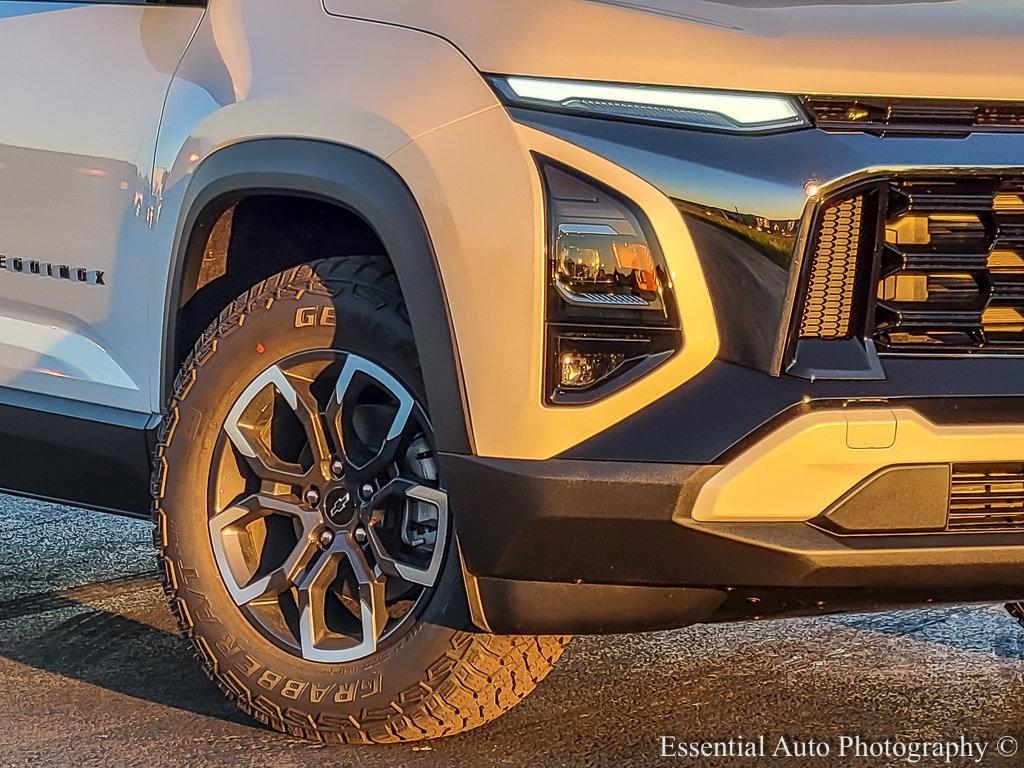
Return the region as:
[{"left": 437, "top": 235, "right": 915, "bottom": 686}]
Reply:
[
  {"left": 363, "top": 480, "right": 448, "bottom": 587},
  {"left": 289, "top": 377, "right": 333, "bottom": 484},
  {"left": 209, "top": 494, "right": 321, "bottom": 606},
  {"left": 326, "top": 355, "right": 415, "bottom": 482},
  {"left": 297, "top": 534, "right": 387, "bottom": 663},
  {"left": 223, "top": 364, "right": 317, "bottom": 485}
]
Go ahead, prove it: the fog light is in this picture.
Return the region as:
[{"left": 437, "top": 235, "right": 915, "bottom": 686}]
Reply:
[
  {"left": 559, "top": 350, "right": 626, "bottom": 389},
  {"left": 548, "top": 329, "right": 678, "bottom": 405}
]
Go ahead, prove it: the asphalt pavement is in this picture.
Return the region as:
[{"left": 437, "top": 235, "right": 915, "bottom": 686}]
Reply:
[{"left": 0, "top": 494, "right": 1023, "bottom": 767}]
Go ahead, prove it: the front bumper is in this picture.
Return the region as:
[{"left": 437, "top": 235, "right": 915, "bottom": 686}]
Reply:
[
  {"left": 445, "top": 402, "right": 1024, "bottom": 634},
  {"left": 432, "top": 104, "right": 1024, "bottom": 634}
]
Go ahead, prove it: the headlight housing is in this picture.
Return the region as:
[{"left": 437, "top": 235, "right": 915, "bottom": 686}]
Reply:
[
  {"left": 545, "top": 162, "right": 672, "bottom": 324},
  {"left": 541, "top": 160, "right": 680, "bottom": 405},
  {"left": 490, "top": 75, "right": 809, "bottom": 134}
]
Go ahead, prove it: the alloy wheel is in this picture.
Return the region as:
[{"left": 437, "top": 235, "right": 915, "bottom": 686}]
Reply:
[{"left": 208, "top": 351, "right": 448, "bottom": 663}]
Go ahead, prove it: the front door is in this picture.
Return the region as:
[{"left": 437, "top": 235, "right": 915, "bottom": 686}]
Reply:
[{"left": 0, "top": 1, "right": 204, "bottom": 413}]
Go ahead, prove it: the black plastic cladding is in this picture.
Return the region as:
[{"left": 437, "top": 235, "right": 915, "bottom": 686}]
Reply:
[
  {"left": 0, "top": 393, "right": 155, "bottom": 517},
  {"left": 164, "top": 139, "right": 473, "bottom": 456}
]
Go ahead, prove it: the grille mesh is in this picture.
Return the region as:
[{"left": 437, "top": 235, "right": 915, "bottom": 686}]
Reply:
[
  {"left": 949, "top": 463, "right": 1024, "bottom": 532},
  {"left": 798, "top": 196, "right": 864, "bottom": 339}
]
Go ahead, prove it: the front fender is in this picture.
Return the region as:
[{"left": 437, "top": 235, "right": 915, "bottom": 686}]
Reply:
[
  {"left": 150, "top": 3, "right": 497, "bottom": 452},
  {"left": 160, "top": 138, "right": 473, "bottom": 455}
]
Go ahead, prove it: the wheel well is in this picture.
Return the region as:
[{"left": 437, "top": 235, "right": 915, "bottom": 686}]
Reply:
[
  {"left": 162, "top": 138, "right": 472, "bottom": 454},
  {"left": 174, "top": 194, "right": 387, "bottom": 372}
]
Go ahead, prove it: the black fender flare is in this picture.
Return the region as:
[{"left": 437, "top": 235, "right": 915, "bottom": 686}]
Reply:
[{"left": 162, "top": 138, "right": 473, "bottom": 454}]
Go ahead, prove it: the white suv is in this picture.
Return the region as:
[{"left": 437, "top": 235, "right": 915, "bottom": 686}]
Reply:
[{"left": 1, "top": 0, "right": 1023, "bottom": 744}]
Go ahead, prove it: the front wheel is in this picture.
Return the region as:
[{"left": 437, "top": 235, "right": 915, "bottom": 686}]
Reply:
[{"left": 152, "top": 257, "right": 568, "bottom": 743}]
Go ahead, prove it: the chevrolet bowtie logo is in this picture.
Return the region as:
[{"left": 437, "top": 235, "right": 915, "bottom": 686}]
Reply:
[{"left": 330, "top": 492, "right": 351, "bottom": 517}]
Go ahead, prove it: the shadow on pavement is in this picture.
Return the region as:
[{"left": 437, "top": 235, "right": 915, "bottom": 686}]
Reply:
[
  {"left": 2, "top": 570, "right": 1024, "bottom": 766},
  {"left": 0, "top": 574, "right": 248, "bottom": 725},
  {"left": 826, "top": 606, "right": 1024, "bottom": 661}
]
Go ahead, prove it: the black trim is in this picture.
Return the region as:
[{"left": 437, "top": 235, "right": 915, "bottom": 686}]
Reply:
[
  {"left": 0, "top": 393, "right": 154, "bottom": 517},
  {"left": 676, "top": 518, "right": 1024, "bottom": 589},
  {"left": 451, "top": 452, "right": 1024, "bottom": 634},
  {"left": 163, "top": 139, "right": 472, "bottom": 455},
  {"left": 475, "top": 577, "right": 1024, "bottom": 634},
  {"left": 441, "top": 453, "right": 718, "bottom": 585},
  {"left": 812, "top": 464, "right": 950, "bottom": 535},
  {"left": 787, "top": 338, "right": 885, "bottom": 381},
  {"left": 803, "top": 95, "right": 1024, "bottom": 136},
  {"left": 475, "top": 579, "right": 726, "bottom": 635},
  {"left": 562, "top": 359, "right": 1024, "bottom": 465},
  {"left": 706, "top": 586, "right": 1024, "bottom": 623}
]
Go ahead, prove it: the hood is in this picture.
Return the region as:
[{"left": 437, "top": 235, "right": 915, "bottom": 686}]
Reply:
[{"left": 325, "top": 0, "right": 1024, "bottom": 100}]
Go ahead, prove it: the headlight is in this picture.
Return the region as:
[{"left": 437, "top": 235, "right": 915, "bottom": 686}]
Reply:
[
  {"left": 489, "top": 75, "right": 809, "bottom": 133},
  {"left": 543, "top": 161, "right": 673, "bottom": 324},
  {"left": 540, "top": 160, "right": 680, "bottom": 405}
]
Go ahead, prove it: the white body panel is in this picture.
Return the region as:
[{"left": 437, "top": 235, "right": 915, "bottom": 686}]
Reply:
[
  {"left": 388, "top": 117, "right": 718, "bottom": 458},
  {"left": 0, "top": 2, "right": 201, "bottom": 411},
  {"left": 327, "top": 0, "right": 1024, "bottom": 101},
  {"left": 143, "top": 0, "right": 719, "bottom": 457}
]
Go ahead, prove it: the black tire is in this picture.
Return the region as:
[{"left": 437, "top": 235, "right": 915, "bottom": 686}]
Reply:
[{"left": 152, "top": 257, "right": 569, "bottom": 743}]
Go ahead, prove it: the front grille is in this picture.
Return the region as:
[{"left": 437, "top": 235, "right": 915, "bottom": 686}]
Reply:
[
  {"left": 790, "top": 174, "right": 1024, "bottom": 370},
  {"left": 805, "top": 97, "right": 1024, "bottom": 134},
  {"left": 949, "top": 463, "right": 1024, "bottom": 531},
  {"left": 872, "top": 176, "right": 1024, "bottom": 352}
]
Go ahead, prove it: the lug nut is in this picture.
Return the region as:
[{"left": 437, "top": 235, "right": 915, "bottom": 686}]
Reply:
[
  {"left": 354, "top": 527, "right": 368, "bottom": 544},
  {"left": 331, "top": 460, "right": 345, "bottom": 478},
  {"left": 360, "top": 483, "right": 374, "bottom": 500},
  {"left": 304, "top": 488, "right": 321, "bottom": 506},
  {"left": 318, "top": 529, "right": 335, "bottom": 547}
]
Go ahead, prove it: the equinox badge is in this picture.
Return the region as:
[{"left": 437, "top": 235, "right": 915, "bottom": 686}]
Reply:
[{"left": 0, "top": 255, "right": 105, "bottom": 286}]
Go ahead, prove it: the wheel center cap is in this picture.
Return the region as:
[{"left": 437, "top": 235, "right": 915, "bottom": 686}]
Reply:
[{"left": 324, "top": 486, "right": 357, "bottom": 527}]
